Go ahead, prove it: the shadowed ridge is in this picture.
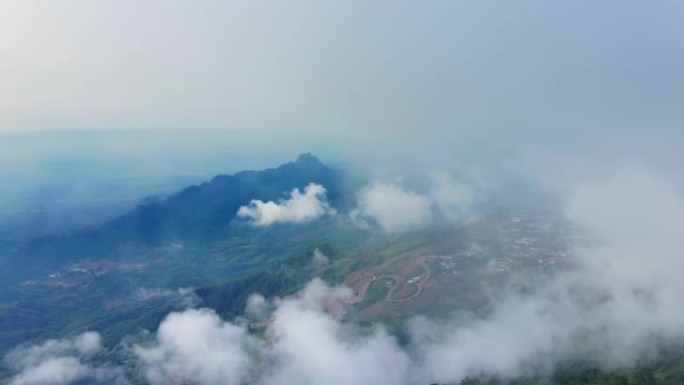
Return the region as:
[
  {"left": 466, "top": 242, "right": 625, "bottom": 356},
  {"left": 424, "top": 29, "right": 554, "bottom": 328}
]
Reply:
[{"left": 3, "top": 154, "right": 349, "bottom": 282}]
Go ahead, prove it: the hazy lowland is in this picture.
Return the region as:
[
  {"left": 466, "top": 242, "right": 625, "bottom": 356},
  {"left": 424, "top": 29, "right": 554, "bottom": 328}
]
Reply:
[{"left": 2, "top": 1, "right": 684, "bottom": 384}]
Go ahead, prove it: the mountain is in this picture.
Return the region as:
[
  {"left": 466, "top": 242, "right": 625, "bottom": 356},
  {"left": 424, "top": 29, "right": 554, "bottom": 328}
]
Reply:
[
  {"left": 5, "top": 155, "right": 682, "bottom": 385},
  {"left": 2, "top": 154, "right": 352, "bottom": 282}
]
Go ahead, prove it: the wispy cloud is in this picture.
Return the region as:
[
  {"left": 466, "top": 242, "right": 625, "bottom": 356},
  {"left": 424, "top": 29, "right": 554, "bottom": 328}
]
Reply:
[
  {"left": 352, "top": 175, "right": 477, "bottom": 233},
  {"left": 352, "top": 182, "right": 432, "bottom": 233},
  {"left": 133, "top": 287, "right": 201, "bottom": 308}
]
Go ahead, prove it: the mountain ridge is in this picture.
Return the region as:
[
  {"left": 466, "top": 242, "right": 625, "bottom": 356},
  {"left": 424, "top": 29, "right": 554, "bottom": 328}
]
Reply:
[{"left": 3, "top": 154, "right": 351, "bottom": 282}]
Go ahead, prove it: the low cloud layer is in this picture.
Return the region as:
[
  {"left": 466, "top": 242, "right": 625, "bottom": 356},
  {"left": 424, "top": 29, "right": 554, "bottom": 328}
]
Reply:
[{"left": 237, "top": 183, "right": 336, "bottom": 226}]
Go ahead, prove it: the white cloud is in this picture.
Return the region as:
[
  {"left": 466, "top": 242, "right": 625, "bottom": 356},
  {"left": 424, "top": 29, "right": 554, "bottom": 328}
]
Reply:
[
  {"left": 9, "top": 357, "right": 90, "bottom": 385},
  {"left": 410, "top": 164, "right": 684, "bottom": 380},
  {"left": 5, "top": 333, "right": 101, "bottom": 371},
  {"left": 237, "top": 183, "right": 336, "bottom": 226},
  {"left": 132, "top": 279, "right": 409, "bottom": 385},
  {"left": 564, "top": 165, "right": 684, "bottom": 362},
  {"left": 245, "top": 293, "right": 269, "bottom": 321},
  {"left": 132, "top": 279, "right": 417, "bottom": 385},
  {"left": 3, "top": 332, "right": 122, "bottom": 385},
  {"left": 353, "top": 176, "right": 477, "bottom": 233},
  {"left": 312, "top": 248, "right": 330, "bottom": 264},
  {"left": 265, "top": 281, "right": 413, "bottom": 385},
  {"left": 134, "top": 308, "right": 259, "bottom": 385},
  {"left": 430, "top": 173, "right": 476, "bottom": 222},
  {"left": 353, "top": 182, "right": 432, "bottom": 233}
]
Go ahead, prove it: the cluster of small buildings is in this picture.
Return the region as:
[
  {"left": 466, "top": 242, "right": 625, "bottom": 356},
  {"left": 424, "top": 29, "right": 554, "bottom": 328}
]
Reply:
[{"left": 496, "top": 212, "right": 579, "bottom": 271}]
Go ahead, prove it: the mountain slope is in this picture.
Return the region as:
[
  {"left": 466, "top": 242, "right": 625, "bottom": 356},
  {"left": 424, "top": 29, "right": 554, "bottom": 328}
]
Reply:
[{"left": 3, "top": 154, "right": 351, "bottom": 281}]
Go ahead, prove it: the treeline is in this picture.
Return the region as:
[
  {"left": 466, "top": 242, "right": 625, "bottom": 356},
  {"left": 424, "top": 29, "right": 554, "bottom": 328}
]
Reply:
[
  {"left": 196, "top": 242, "right": 342, "bottom": 320},
  {"left": 438, "top": 346, "right": 684, "bottom": 385}
]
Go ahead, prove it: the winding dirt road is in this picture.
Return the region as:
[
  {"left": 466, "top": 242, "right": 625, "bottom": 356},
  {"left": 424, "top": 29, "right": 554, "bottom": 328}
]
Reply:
[
  {"left": 386, "top": 258, "right": 431, "bottom": 302},
  {"left": 343, "top": 272, "right": 377, "bottom": 304},
  {"left": 343, "top": 256, "right": 432, "bottom": 305}
]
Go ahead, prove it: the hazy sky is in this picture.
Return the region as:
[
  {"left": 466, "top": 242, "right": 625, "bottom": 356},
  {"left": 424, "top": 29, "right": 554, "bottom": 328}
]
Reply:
[
  {"left": 2, "top": 1, "right": 683, "bottom": 153},
  {"left": 3, "top": 4, "right": 684, "bottom": 383},
  {"left": 2, "top": 0, "right": 684, "bottom": 209}
]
